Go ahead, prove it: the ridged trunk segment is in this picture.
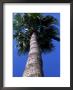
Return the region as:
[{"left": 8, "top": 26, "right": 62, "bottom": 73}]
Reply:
[{"left": 23, "top": 33, "right": 42, "bottom": 77}]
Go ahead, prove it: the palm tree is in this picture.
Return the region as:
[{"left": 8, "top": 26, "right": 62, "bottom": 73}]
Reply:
[{"left": 13, "top": 13, "right": 60, "bottom": 77}]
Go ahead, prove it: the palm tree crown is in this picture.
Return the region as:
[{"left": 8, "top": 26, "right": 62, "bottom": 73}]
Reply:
[{"left": 13, "top": 13, "right": 60, "bottom": 55}]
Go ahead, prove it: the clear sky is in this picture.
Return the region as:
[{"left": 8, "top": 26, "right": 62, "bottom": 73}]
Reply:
[{"left": 13, "top": 13, "right": 60, "bottom": 77}]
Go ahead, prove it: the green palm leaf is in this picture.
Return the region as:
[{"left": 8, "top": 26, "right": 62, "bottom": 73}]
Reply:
[{"left": 13, "top": 13, "right": 60, "bottom": 55}]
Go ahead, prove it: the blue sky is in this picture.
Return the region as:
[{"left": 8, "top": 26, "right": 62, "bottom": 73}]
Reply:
[{"left": 13, "top": 13, "right": 60, "bottom": 77}]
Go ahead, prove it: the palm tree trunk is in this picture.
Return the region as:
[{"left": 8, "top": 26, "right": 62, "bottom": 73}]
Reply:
[{"left": 23, "top": 32, "right": 42, "bottom": 77}]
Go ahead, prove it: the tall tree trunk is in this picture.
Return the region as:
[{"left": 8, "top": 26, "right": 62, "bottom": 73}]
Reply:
[{"left": 23, "top": 32, "right": 42, "bottom": 77}]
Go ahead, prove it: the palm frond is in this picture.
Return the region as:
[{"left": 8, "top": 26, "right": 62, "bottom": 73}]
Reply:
[{"left": 13, "top": 13, "right": 60, "bottom": 55}]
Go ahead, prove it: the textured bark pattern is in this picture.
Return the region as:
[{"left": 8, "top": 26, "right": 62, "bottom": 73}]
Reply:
[{"left": 23, "top": 33, "right": 42, "bottom": 77}]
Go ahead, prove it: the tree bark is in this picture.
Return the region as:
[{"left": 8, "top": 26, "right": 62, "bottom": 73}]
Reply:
[{"left": 23, "top": 32, "right": 42, "bottom": 77}]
